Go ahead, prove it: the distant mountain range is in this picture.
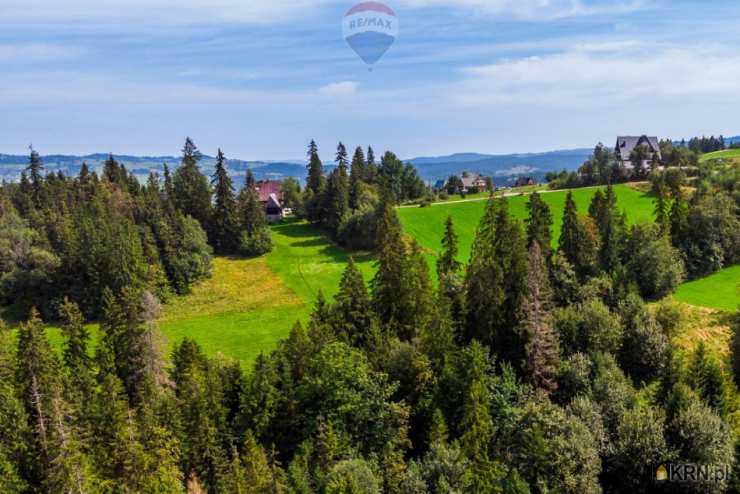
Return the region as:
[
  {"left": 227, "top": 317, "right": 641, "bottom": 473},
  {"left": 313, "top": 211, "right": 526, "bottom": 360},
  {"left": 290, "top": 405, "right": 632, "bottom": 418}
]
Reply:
[
  {"left": 0, "top": 148, "right": 597, "bottom": 185},
  {"left": 406, "top": 149, "right": 593, "bottom": 184}
]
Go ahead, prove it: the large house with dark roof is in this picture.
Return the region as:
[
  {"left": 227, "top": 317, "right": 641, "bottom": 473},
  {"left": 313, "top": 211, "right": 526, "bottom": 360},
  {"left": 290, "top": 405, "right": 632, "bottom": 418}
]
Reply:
[
  {"left": 255, "top": 180, "right": 284, "bottom": 222},
  {"left": 615, "top": 135, "right": 662, "bottom": 170}
]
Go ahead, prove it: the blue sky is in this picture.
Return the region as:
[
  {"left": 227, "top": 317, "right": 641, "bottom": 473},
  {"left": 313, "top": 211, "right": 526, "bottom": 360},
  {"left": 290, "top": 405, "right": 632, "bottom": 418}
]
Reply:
[{"left": 1, "top": 0, "right": 740, "bottom": 159}]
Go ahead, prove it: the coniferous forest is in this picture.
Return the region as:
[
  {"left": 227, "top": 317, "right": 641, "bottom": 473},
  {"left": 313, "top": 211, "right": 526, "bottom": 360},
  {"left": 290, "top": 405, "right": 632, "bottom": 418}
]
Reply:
[{"left": 1, "top": 137, "right": 739, "bottom": 493}]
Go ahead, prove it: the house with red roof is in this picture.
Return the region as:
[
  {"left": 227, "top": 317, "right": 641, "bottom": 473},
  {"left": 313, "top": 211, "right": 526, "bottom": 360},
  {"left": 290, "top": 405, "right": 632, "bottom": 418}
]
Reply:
[{"left": 255, "top": 180, "right": 284, "bottom": 222}]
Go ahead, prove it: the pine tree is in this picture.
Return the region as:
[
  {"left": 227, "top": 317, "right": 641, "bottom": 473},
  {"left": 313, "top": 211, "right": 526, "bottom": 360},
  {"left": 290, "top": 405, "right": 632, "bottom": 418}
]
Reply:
[
  {"left": 306, "top": 140, "right": 324, "bottom": 196},
  {"left": 406, "top": 240, "right": 434, "bottom": 340},
  {"left": 99, "top": 287, "right": 149, "bottom": 405},
  {"left": 522, "top": 242, "right": 559, "bottom": 394},
  {"left": 16, "top": 308, "right": 63, "bottom": 485},
  {"left": 526, "top": 191, "right": 553, "bottom": 254},
  {"left": 26, "top": 146, "right": 44, "bottom": 207},
  {"left": 437, "top": 219, "right": 467, "bottom": 336},
  {"left": 58, "top": 299, "right": 95, "bottom": 405},
  {"left": 372, "top": 202, "right": 409, "bottom": 333},
  {"left": 460, "top": 373, "right": 500, "bottom": 491},
  {"left": 437, "top": 216, "right": 461, "bottom": 279},
  {"left": 465, "top": 199, "right": 528, "bottom": 363},
  {"left": 173, "top": 137, "right": 212, "bottom": 229},
  {"left": 559, "top": 192, "right": 581, "bottom": 268},
  {"left": 669, "top": 189, "right": 688, "bottom": 249},
  {"left": 654, "top": 186, "right": 670, "bottom": 236},
  {"left": 238, "top": 170, "right": 267, "bottom": 236},
  {"left": 590, "top": 184, "right": 623, "bottom": 273},
  {"left": 332, "top": 258, "right": 374, "bottom": 347},
  {"left": 349, "top": 147, "right": 366, "bottom": 211},
  {"left": 210, "top": 149, "right": 240, "bottom": 254},
  {"left": 559, "top": 191, "right": 598, "bottom": 277},
  {"left": 324, "top": 161, "right": 349, "bottom": 234},
  {"left": 366, "top": 146, "right": 377, "bottom": 183}
]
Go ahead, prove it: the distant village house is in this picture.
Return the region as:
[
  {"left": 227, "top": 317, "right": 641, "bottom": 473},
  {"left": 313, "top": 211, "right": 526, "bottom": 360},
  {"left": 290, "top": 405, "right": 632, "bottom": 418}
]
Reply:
[
  {"left": 514, "top": 176, "right": 536, "bottom": 187},
  {"left": 461, "top": 173, "right": 489, "bottom": 192},
  {"left": 615, "top": 135, "right": 662, "bottom": 170}
]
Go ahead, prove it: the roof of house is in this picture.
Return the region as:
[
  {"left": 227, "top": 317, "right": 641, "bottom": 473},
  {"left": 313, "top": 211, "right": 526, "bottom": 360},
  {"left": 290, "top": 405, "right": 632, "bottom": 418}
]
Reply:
[
  {"left": 255, "top": 180, "right": 282, "bottom": 203},
  {"left": 266, "top": 193, "right": 282, "bottom": 210},
  {"left": 616, "top": 135, "right": 662, "bottom": 160},
  {"left": 461, "top": 174, "right": 485, "bottom": 188}
]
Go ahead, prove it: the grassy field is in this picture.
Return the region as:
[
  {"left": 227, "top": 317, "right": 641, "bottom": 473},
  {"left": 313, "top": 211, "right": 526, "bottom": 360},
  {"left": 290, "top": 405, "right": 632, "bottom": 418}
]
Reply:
[
  {"left": 674, "top": 265, "right": 740, "bottom": 313},
  {"left": 398, "top": 184, "right": 656, "bottom": 264},
  {"left": 699, "top": 149, "right": 740, "bottom": 163},
  {"left": 158, "top": 221, "right": 375, "bottom": 366}
]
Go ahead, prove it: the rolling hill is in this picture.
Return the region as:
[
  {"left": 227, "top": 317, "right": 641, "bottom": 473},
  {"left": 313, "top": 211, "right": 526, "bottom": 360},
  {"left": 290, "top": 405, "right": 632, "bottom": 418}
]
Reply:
[{"left": 0, "top": 147, "right": 593, "bottom": 185}]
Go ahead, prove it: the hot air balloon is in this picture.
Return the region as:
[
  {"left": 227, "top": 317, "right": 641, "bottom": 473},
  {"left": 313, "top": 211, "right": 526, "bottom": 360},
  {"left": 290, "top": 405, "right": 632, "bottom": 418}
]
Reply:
[{"left": 342, "top": 2, "right": 398, "bottom": 69}]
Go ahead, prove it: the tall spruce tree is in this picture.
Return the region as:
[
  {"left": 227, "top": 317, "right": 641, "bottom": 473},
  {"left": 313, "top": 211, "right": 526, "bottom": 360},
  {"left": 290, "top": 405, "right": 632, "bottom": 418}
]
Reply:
[
  {"left": 26, "top": 146, "right": 44, "bottom": 208},
  {"left": 238, "top": 170, "right": 267, "bottom": 236},
  {"left": 210, "top": 149, "right": 240, "bottom": 254},
  {"left": 437, "top": 216, "right": 461, "bottom": 279},
  {"left": 559, "top": 191, "right": 598, "bottom": 277},
  {"left": 437, "top": 217, "right": 466, "bottom": 340},
  {"left": 306, "top": 140, "right": 323, "bottom": 194},
  {"left": 349, "top": 146, "right": 366, "bottom": 211},
  {"left": 58, "top": 299, "right": 95, "bottom": 405},
  {"left": 332, "top": 258, "right": 374, "bottom": 347},
  {"left": 522, "top": 242, "right": 559, "bottom": 395},
  {"left": 465, "top": 199, "right": 528, "bottom": 363},
  {"left": 559, "top": 191, "right": 581, "bottom": 268},
  {"left": 173, "top": 137, "right": 212, "bottom": 229},
  {"left": 323, "top": 146, "right": 350, "bottom": 234},
  {"left": 372, "top": 201, "right": 409, "bottom": 333},
  {"left": 525, "top": 191, "right": 553, "bottom": 253},
  {"left": 16, "top": 309, "right": 63, "bottom": 485},
  {"left": 589, "top": 185, "right": 623, "bottom": 273}
]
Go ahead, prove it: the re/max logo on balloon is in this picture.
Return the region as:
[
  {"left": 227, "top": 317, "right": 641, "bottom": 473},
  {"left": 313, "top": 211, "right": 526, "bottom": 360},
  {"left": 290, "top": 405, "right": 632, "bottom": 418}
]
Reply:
[{"left": 343, "top": 2, "right": 398, "bottom": 68}]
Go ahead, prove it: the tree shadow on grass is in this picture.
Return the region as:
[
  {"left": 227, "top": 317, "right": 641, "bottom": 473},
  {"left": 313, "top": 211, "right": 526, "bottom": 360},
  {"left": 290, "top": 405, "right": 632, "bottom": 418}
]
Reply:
[{"left": 271, "top": 220, "right": 375, "bottom": 265}]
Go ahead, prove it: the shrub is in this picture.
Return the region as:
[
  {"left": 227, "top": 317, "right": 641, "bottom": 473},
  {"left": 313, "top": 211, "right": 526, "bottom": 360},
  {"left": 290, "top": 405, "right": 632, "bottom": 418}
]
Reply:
[
  {"left": 239, "top": 226, "right": 273, "bottom": 257},
  {"left": 337, "top": 206, "right": 379, "bottom": 250}
]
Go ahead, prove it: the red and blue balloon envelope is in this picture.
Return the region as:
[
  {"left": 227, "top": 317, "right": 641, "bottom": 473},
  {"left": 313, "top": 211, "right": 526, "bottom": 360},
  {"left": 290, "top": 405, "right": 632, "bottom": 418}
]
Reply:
[{"left": 343, "top": 2, "right": 398, "bottom": 68}]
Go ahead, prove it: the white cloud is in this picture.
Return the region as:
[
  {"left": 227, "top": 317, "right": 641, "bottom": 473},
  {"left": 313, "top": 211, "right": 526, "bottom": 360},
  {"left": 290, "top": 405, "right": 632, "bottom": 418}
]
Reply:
[
  {"left": 452, "top": 47, "right": 740, "bottom": 107},
  {"left": 318, "top": 81, "right": 359, "bottom": 98}
]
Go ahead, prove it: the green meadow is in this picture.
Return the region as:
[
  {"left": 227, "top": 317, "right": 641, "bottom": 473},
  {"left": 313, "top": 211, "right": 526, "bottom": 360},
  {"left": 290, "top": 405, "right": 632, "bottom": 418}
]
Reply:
[
  {"left": 700, "top": 148, "right": 740, "bottom": 163},
  {"left": 674, "top": 265, "right": 740, "bottom": 313},
  {"left": 398, "top": 184, "right": 656, "bottom": 264},
  {"left": 160, "top": 221, "right": 375, "bottom": 365}
]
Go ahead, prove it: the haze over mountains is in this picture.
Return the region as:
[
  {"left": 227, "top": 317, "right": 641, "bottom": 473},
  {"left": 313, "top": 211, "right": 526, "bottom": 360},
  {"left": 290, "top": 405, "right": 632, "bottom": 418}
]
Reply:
[
  {"left": 1, "top": 136, "right": 737, "bottom": 185},
  {"left": 0, "top": 147, "right": 597, "bottom": 186}
]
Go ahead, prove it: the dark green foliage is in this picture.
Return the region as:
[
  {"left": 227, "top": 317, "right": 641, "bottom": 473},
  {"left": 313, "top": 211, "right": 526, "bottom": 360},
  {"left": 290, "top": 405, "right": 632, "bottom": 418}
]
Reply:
[
  {"left": 554, "top": 299, "right": 623, "bottom": 357},
  {"left": 525, "top": 191, "right": 553, "bottom": 253},
  {"left": 625, "top": 223, "right": 685, "bottom": 299},
  {"left": 0, "top": 206, "right": 60, "bottom": 315},
  {"left": 686, "top": 343, "right": 729, "bottom": 414},
  {"left": 559, "top": 192, "right": 598, "bottom": 278},
  {"left": 237, "top": 170, "right": 273, "bottom": 257},
  {"left": 239, "top": 227, "right": 273, "bottom": 257},
  {"left": 173, "top": 137, "right": 212, "bottom": 229},
  {"left": 465, "top": 199, "right": 528, "bottom": 364},
  {"left": 332, "top": 258, "right": 374, "bottom": 347},
  {"left": 210, "top": 149, "right": 240, "bottom": 254},
  {"left": 617, "top": 294, "right": 669, "bottom": 384},
  {"left": 437, "top": 216, "right": 461, "bottom": 279}
]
